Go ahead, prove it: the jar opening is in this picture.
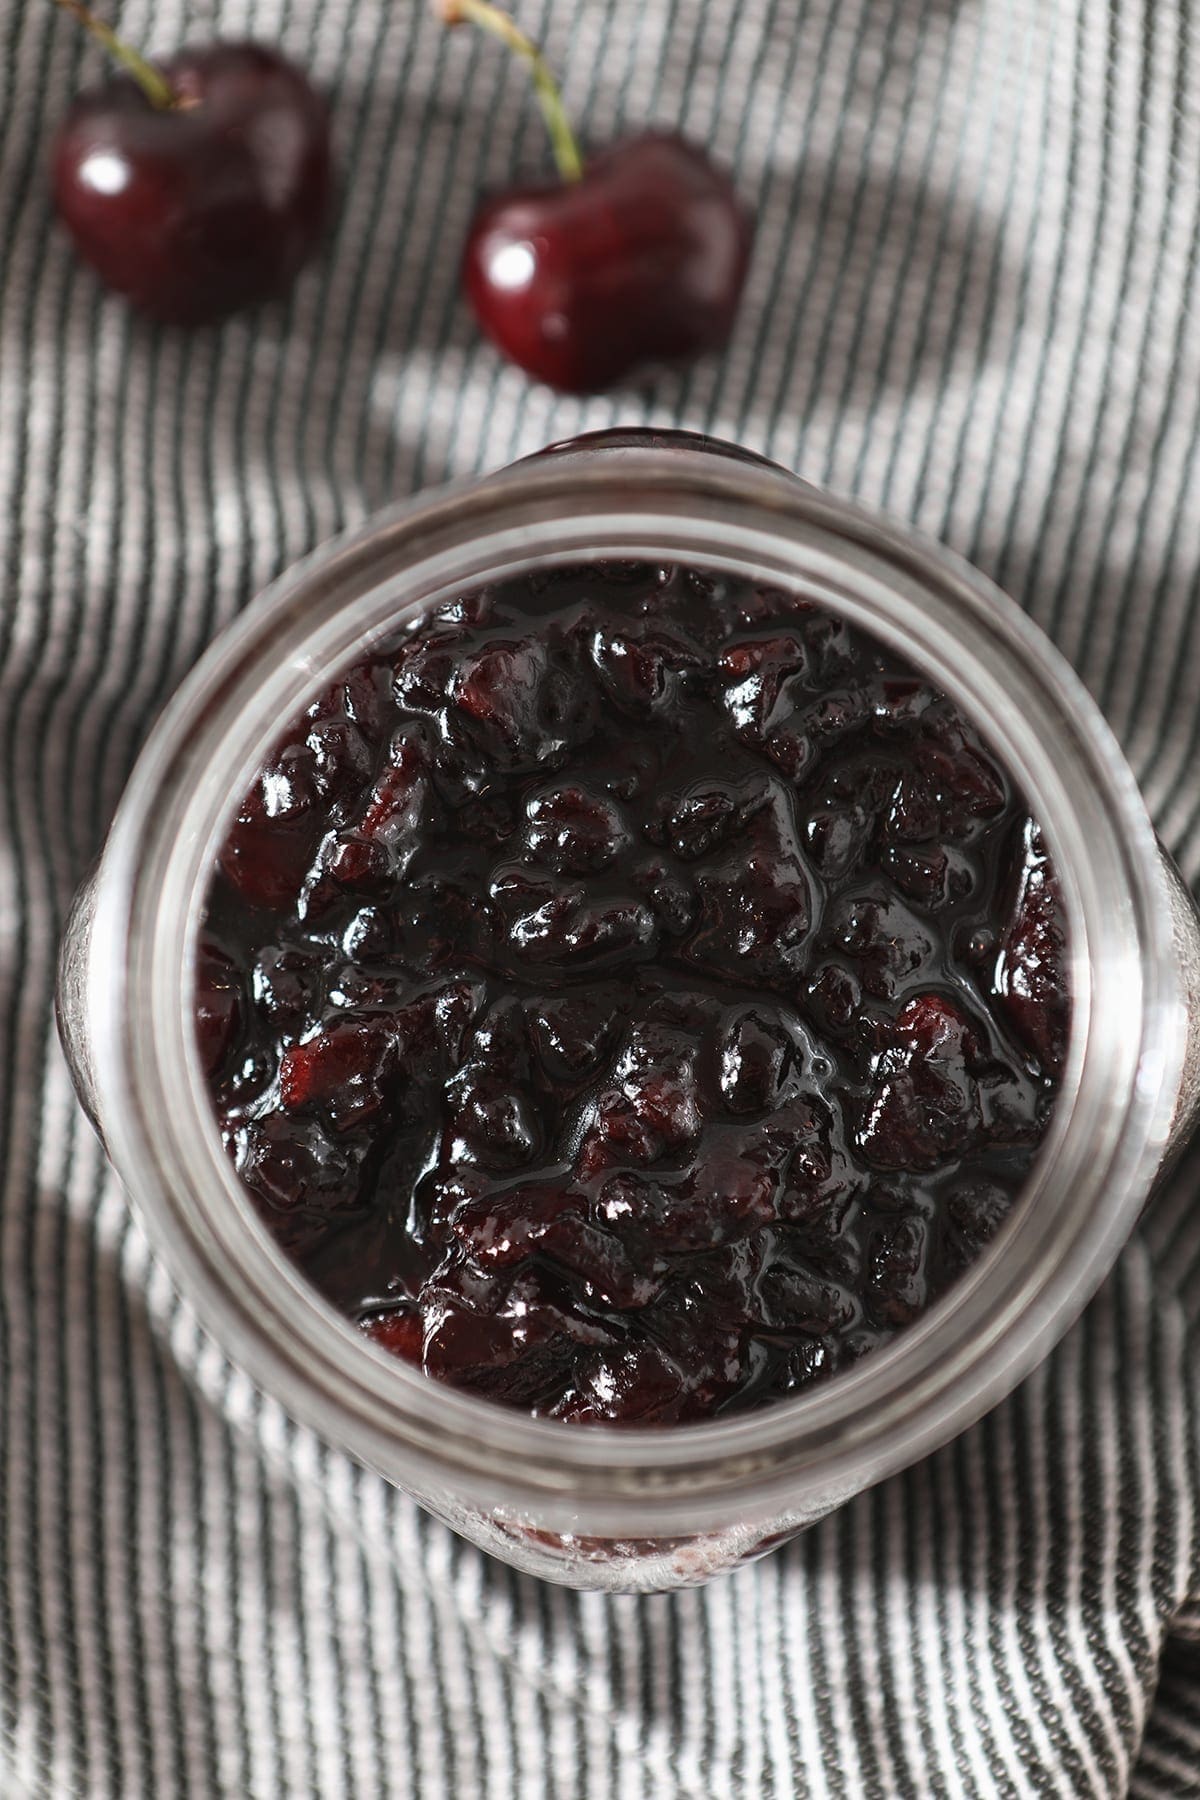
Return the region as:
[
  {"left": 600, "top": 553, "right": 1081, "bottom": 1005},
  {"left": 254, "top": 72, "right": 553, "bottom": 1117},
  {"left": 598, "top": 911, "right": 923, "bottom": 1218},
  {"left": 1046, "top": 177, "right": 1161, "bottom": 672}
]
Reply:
[{"left": 87, "top": 442, "right": 1185, "bottom": 1526}]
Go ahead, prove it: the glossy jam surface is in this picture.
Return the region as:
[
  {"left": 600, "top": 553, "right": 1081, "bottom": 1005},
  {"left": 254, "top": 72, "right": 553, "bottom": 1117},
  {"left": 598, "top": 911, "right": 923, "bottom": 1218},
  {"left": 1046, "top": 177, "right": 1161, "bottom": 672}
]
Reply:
[{"left": 198, "top": 562, "right": 1069, "bottom": 1424}]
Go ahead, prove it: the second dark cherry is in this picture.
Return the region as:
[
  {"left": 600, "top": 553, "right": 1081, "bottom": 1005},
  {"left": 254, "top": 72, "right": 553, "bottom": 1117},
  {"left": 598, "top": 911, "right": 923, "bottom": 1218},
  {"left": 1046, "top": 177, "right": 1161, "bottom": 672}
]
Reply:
[
  {"left": 464, "top": 133, "right": 752, "bottom": 394},
  {"left": 440, "top": 0, "right": 752, "bottom": 391}
]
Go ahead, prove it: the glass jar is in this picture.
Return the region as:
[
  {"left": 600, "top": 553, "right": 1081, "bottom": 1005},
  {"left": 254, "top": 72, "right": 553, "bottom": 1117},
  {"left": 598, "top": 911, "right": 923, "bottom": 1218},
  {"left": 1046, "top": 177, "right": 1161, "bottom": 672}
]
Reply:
[{"left": 56, "top": 429, "right": 1200, "bottom": 1591}]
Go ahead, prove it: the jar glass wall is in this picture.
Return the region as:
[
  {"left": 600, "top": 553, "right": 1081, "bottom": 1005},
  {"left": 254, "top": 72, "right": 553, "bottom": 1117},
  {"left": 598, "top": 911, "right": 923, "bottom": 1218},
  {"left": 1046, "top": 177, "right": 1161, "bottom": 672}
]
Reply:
[{"left": 57, "top": 431, "right": 1200, "bottom": 1590}]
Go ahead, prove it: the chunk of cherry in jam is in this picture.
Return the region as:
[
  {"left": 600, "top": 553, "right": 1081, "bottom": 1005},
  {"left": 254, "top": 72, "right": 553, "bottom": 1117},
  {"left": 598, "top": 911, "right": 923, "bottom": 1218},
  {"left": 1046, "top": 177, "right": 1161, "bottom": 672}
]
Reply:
[{"left": 198, "top": 562, "right": 1069, "bottom": 1424}]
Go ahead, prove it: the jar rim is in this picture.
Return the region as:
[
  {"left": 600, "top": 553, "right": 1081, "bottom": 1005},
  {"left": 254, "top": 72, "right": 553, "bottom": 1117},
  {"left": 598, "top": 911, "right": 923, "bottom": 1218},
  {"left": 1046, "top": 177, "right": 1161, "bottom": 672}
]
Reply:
[{"left": 87, "top": 435, "right": 1187, "bottom": 1530}]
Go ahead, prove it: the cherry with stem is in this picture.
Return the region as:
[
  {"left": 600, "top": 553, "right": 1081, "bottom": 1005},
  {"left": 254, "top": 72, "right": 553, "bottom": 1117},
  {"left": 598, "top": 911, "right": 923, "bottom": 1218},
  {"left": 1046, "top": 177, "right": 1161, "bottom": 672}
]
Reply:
[
  {"left": 50, "top": 0, "right": 334, "bottom": 326},
  {"left": 440, "top": 0, "right": 753, "bottom": 395}
]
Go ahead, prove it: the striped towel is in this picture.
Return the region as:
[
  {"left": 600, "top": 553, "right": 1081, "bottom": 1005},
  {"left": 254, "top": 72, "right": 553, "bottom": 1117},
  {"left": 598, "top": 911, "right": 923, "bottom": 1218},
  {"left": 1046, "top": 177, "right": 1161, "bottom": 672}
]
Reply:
[{"left": 3, "top": 0, "right": 1200, "bottom": 1793}]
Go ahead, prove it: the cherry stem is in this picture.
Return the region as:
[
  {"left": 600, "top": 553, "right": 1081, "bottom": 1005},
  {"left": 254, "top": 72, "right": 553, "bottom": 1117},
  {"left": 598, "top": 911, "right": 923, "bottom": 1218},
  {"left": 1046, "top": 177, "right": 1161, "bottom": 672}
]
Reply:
[
  {"left": 51, "top": 0, "right": 175, "bottom": 110},
  {"left": 439, "top": 0, "right": 583, "bottom": 183}
]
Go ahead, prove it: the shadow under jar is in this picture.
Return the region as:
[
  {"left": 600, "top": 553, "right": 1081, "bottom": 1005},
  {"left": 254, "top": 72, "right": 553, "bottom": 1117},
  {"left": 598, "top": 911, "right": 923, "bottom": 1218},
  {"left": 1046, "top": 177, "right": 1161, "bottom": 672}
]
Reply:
[{"left": 57, "top": 431, "right": 1200, "bottom": 1591}]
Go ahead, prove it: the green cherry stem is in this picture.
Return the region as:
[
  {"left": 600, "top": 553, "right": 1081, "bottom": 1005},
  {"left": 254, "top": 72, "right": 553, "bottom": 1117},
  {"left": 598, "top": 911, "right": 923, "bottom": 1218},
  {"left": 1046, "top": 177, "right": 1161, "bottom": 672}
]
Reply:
[
  {"left": 439, "top": 0, "right": 583, "bottom": 183},
  {"left": 51, "top": 0, "right": 176, "bottom": 110}
]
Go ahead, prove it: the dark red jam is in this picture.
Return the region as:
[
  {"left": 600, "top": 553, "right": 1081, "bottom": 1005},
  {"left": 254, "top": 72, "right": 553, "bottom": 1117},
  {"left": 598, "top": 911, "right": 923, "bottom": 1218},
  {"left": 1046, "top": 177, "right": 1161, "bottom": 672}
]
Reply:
[{"left": 198, "top": 562, "right": 1069, "bottom": 1424}]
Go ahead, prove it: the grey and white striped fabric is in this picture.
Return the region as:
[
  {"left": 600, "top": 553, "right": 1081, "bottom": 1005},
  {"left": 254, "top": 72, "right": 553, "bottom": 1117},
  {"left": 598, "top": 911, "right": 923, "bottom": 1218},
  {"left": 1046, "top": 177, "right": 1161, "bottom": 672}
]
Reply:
[{"left": 3, "top": 0, "right": 1200, "bottom": 1793}]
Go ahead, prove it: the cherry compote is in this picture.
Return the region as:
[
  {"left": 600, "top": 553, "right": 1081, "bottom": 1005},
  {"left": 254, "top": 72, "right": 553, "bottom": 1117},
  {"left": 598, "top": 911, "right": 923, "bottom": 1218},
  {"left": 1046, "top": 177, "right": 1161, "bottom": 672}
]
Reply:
[{"left": 198, "top": 562, "right": 1069, "bottom": 1424}]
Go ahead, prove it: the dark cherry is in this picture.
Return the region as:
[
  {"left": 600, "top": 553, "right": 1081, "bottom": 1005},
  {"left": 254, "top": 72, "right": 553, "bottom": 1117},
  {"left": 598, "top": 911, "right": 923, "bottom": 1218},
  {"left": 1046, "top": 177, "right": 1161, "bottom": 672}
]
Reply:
[
  {"left": 464, "top": 133, "right": 752, "bottom": 394},
  {"left": 442, "top": 0, "right": 750, "bottom": 392},
  {"left": 198, "top": 561, "right": 1070, "bottom": 1426},
  {"left": 52, "top": 40, "right": 332, "bottom": 325}
]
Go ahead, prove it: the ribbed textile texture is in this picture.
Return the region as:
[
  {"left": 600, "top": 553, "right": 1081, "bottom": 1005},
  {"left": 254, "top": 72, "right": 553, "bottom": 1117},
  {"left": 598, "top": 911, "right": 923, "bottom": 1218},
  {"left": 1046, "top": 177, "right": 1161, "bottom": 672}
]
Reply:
[{"left": 2, "top": 0, "right": 1200, "bottom": 1794}]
